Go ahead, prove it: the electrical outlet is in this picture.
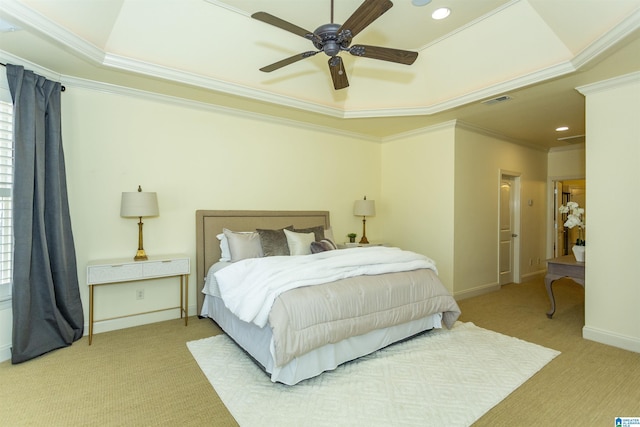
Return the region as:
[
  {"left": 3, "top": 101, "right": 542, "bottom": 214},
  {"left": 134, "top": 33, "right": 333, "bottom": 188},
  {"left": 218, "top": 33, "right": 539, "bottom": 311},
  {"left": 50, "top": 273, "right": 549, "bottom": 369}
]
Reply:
[{"left": 136, "top": 289, "right": 144, "bottom": 300}]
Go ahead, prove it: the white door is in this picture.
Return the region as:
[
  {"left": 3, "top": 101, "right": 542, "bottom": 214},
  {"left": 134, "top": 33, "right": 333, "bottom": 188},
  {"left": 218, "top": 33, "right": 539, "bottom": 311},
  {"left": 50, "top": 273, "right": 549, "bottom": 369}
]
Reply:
[{"left": 499, "top": 176, "right": 517, "bottom": 285}]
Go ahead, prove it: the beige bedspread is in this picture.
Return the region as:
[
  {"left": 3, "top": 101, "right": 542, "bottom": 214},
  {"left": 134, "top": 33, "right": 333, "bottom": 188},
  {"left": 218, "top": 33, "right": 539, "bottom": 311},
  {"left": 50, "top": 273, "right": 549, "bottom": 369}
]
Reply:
[{"left": 268, "top": 269, "right": 461, "bottom": 367}]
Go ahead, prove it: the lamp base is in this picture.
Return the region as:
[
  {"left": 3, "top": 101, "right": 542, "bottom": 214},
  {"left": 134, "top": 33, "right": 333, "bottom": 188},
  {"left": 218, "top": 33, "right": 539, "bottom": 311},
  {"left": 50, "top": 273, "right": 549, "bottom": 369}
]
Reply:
[
  {"left": 359, "top": 217, "right": 369, "bottom": 244},
  {"left": 134, "top": 250, "right": 148, "bottom": 261}
]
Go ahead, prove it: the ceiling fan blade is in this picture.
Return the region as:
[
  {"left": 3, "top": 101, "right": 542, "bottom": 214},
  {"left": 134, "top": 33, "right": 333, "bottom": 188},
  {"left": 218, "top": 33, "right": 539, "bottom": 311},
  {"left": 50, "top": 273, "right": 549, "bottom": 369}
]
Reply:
[
  {"left": 328, "top": 56, "right": 349, "bottom": 90},
  {"left": 338, "top": 0, "right": 393, "bottom": 40},
  {"left": 252, "top": 12, "right": 321, "bottom": 44},
  {"left": 260, "top": 51, "right": 320, "bottom": 72},
  {"left": 349, "top": 45, "right": 418, "bottom": 65}
]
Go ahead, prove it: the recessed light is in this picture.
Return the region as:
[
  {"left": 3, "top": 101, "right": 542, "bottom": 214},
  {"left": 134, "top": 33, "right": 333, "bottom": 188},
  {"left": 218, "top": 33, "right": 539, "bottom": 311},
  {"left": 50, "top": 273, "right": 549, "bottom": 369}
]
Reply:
[
  {"left": 432, "top": 7, "right": 451, "bottom": 20},
  {"left": 412, "top": 0, "right": 432, "bottom": 6},
  {"left": 556, "top": 126, "right": 569, "bottom": 132}
]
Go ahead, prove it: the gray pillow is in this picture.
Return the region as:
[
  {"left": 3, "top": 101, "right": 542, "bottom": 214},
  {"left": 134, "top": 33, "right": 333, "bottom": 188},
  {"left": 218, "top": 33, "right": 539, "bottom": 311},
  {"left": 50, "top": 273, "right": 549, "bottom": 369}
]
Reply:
[
  {"left": 310, "top": 239, "right": 338, "bottom": 254},
  {"left": 223, "top": 228, "right": 264, "bottom": 262},
  {"left": 257, "top": 226, "right": 293, "bottom": 256},
  {"left": 293, "top": 225, "right": 325, "bottom": 242}
]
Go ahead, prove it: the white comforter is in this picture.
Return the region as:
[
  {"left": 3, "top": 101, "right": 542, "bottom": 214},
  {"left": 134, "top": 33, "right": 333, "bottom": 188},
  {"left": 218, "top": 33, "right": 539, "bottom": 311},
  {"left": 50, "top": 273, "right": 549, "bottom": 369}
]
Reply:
[{"left": 214, "top": 246, "right": 437, "bottom": 327}]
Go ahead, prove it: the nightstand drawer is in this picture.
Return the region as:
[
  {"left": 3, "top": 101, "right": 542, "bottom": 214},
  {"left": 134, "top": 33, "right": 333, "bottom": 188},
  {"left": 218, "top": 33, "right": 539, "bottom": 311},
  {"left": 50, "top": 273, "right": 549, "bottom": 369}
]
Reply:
[
  {"left": 87, "top": 263, "right": 143, "bottom": 284},
  {"left": 143, "top": 258, "right": 189, "bottom": 277},
  {"left": 86, "top": 254, "right": 191, "bottom": 345}
]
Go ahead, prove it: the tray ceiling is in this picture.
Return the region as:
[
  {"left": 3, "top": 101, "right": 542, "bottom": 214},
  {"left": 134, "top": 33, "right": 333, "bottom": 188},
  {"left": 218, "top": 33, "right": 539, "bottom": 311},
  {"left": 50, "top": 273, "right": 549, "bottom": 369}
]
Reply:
[{"left": 1, "top": 0, "right": 639, "bottom": 149}]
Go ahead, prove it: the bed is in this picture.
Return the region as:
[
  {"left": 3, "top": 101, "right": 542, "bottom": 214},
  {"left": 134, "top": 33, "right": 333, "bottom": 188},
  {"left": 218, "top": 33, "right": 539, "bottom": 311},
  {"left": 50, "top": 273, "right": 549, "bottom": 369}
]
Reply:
[{"left": 196, "top": 210, "right": 461, "bottom": 385}]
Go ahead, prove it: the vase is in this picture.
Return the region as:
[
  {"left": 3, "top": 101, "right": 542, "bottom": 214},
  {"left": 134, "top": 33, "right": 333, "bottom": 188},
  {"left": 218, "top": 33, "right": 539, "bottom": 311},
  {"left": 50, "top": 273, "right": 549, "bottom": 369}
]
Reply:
[{"left": 572, "top": 245, "right": 585, "bottom": 262}]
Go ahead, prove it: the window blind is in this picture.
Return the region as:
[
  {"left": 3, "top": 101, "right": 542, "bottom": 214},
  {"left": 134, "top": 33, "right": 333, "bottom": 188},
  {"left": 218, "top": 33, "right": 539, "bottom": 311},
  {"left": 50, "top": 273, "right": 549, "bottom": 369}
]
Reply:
[{"left": 0, "top": 100, "right": 12, "bottom": 298}]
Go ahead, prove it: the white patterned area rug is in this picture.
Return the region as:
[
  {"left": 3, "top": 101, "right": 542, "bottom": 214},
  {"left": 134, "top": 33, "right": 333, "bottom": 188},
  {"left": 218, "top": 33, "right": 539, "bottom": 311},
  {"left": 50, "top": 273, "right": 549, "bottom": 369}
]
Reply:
[{"left": 187, "top": 322, "right": 559, "bottom": 427}]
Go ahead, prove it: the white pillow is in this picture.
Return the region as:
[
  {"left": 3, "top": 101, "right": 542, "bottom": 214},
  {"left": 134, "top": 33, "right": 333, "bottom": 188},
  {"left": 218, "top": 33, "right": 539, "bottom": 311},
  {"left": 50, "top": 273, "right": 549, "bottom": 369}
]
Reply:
[
  {"left": 283, "top": 229, "right": 315, "bottom": 256},
  {"left": 223, "top": 228, "right": 264, "bottom": 262},
  {"left": 216, "top": 233, "right": 231, "bottom": 262}
]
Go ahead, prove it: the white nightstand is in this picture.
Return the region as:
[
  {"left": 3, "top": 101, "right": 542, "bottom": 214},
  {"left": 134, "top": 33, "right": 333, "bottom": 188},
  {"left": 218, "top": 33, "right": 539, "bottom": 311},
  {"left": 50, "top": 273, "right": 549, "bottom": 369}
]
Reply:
[
  {"left": 337, "top": 242, "right": 389, "bottom": 249},
  {"left": 86, "top": 254, "right": 190, "bottom": 345}
]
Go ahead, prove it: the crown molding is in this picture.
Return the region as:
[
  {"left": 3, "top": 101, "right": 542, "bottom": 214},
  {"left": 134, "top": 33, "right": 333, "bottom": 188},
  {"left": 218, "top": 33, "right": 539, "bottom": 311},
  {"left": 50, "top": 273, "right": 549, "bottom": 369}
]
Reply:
[
  {"left": 0, "top": 47, "right": 378, "bottom": 142},
  {"left": 3, "top": 0, "right": 637, "bottom": 123},
  {"left": 381, "top": 120, "right": 458, "bottom": 143},
  {"left": 549, "top": 143, "right": 586, "bottom": 153},
  {"left": 380, "top": 119, "right": 548, "bottom": 152},
  {"left": 101, "top": 53, "right": 346, "bottom": 119},
  {"left": 103, "top": 52, "right": 576, "bottom": 121},
  {"left": 576, "top": 71, "right": 640, "bottom": 96},
  {"left": 571, "top": 8, "right": 640, "bottom": 69},
  {"left": 418, "top": 0, "right": 520, "bottom": 51},
  {"left": 203, "top": 0, "right": 251, "bottom": 17},
  {"left": 344, "top": 60, "right": 577, "bottom": 119},
  {"left": 1, "top": 0, "right": 105, "bottom": 64},
  {"left": 0, "top": 50, "right": 63, "bottom": 82},
  {"left": 455, "top": 120, "right": 549, "bottom": 152},
  {"left": 61, "top": 74, "right": 379, "bottom": 143}
]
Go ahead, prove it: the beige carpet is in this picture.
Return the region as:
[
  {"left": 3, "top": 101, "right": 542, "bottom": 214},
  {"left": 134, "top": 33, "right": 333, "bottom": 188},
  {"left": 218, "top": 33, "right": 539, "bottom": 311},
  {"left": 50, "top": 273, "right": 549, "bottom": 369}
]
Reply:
[{"left": 188, "top": 321, "right": 560, "bottom": 427}]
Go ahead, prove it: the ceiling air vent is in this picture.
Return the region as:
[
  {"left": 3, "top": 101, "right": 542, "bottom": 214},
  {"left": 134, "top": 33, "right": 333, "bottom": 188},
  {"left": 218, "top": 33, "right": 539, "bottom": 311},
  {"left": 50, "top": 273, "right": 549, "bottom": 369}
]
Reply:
[
  {"left": 481, "top": 95, "right": 513, "bottom": 106},
  {"left": 557, "top": 134, "right": 585, "bottom": 144}
]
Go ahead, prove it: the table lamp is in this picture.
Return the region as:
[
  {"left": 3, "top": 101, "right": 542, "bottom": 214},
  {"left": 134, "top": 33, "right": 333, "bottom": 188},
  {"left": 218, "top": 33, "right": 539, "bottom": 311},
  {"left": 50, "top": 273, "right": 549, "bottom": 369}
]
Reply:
[
  {"left": 353, "top": 196, "right": 375, "bottom": 244},
  {"left": 120, "top": 185, "right": 159, "bottom": 261}
]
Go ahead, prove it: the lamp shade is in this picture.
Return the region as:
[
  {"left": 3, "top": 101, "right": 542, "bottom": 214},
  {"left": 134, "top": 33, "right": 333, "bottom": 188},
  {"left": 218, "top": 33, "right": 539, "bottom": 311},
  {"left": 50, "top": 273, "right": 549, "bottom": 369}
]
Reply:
[
  {"left": 354, "top": 199, "right": 375, "bottom": 217},
  {"left": 120, "top": 191, "right": 159, "bottom": 218}
]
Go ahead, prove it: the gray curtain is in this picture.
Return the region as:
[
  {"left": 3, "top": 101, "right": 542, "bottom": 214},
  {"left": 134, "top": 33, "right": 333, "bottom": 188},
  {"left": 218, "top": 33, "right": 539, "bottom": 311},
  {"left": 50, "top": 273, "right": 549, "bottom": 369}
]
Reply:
[{"left": 7, "top": 64, "right": 84, "bottom": 364}]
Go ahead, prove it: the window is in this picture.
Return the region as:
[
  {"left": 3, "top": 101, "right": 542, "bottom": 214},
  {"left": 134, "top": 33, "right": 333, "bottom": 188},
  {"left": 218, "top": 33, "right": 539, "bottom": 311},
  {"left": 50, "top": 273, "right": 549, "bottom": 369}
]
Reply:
[{"left": 0, "top": 77, "right": 12, "bottom": 301}]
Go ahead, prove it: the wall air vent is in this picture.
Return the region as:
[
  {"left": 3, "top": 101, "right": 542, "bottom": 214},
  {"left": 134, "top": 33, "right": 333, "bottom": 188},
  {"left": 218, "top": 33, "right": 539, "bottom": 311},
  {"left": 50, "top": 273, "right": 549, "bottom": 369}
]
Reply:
[{"left": 481, "top": 95, "right": 513, "bottom": 106}]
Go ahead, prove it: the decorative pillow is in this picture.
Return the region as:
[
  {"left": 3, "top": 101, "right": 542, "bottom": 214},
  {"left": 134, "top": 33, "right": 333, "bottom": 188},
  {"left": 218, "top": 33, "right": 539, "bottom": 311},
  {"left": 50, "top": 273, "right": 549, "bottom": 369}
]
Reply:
[
  {"left": 310, "top": 238, "right": 338, "bottom": 254},
  {"left": 293, "top": 225, "right": 325, "bottom": 242},
  {"left": 223, "top": 228, "right": 264, "bottom": 262},
  {"left": 284, "top": 229, "right": 315, "bottom": 256},
  {"left": 216, "top": 233, "right": 231, "bottom": 262},
  {"left": 257, "top": 226, "right": 293, "bottom": 256}
]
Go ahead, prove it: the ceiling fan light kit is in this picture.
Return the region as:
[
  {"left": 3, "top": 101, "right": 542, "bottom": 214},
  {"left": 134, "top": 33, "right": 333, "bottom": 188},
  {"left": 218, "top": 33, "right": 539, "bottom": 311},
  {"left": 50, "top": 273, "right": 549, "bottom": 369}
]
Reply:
[{"left": 252, "top": 0, "right": 418, "bottom": 90}]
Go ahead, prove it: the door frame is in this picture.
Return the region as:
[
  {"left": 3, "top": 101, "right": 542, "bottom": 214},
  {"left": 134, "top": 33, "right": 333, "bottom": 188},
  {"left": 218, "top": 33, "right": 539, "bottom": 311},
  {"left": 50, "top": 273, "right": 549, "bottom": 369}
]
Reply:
[
  {"left": 547, "top": 175, "right": 585, "bottom": 259},
  {"left": 498, "top": 170, "right": 521, "bottom": 284}
]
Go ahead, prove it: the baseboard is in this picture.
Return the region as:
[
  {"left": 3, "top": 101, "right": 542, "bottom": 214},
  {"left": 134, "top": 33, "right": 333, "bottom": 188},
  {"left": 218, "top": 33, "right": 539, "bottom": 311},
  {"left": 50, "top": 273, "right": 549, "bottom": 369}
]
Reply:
[
  {"left": 454, "top": 282, "right": 500, "bottom": 301},
  {"left": 87, "top": 302, "right": 198, "bottom": 336},
  {"left": 521, "top": 269, "right": 546, "bottom": 281},
  {"left": 0, "top": 300, "right": 11, "bottom": 363},
  {"left": 583, "top": 326, "right": 640, "bottom": 353},
  {"left": 0, "top": 343, "right": 11, "bottom": 363}
]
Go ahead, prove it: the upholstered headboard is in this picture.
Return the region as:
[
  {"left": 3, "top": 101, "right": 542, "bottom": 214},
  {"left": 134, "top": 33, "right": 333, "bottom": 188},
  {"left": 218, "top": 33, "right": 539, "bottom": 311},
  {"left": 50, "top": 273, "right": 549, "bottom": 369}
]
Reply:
[{"left": 195, "top": 210, "right": 330, "bottom": 314}]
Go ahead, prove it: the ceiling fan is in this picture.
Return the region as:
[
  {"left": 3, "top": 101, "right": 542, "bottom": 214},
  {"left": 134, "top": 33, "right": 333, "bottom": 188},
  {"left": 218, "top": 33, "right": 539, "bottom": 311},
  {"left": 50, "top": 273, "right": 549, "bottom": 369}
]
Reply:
[{"left": 252, "top": 0, "right": 418, "bottom": 90}]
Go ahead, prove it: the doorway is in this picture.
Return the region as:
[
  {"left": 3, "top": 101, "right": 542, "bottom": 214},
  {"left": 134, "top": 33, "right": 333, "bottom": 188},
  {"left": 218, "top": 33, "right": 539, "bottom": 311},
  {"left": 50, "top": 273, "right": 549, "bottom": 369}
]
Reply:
[
  {"left": 499, "top": 172, "right": 521, "bottom": 285},
  {"left": 553, "top": 179, "right": 586, "bottom": 257}
]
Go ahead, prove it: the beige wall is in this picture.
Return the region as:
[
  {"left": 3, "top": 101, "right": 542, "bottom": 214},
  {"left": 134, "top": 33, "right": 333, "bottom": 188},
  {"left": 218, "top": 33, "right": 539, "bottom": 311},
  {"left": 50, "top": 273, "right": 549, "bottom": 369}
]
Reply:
[
  {"left": 548, "top": 145, "right": 586, "bottom": 179},
  {"left": 579, "top": 73, "right": 640, "bottom": 352},
  {"left": 381, "top": 123, "right": 456, "bottom": 292},
  {"left": 546, "top": 147, "right": 586, "bottom": 256},
  {"left": 454, "top": 126, "right": 548, "bottom": 296},
  {"left": 63, "top": 86, "right": 381, "bottom": 333},
  {"left": 381, "top": 122, "right": 548, "bottom": 298}
]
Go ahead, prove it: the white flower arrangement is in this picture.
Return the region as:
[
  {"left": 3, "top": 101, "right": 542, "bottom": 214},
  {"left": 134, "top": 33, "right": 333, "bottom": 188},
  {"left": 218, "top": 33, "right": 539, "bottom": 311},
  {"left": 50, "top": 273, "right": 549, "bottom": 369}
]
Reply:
[{"left": 559, "top": 201, "right": 585, "bottom": 246}]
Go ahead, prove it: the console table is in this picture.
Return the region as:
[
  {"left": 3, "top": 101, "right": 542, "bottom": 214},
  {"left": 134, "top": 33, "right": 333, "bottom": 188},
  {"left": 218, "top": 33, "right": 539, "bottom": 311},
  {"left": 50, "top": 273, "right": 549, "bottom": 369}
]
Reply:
[
  {"left": 545, "top": 255, "right": 585, "bottom": 319},
  {"left": 87, "top": 254, "right": 190, "bottom": 344}
]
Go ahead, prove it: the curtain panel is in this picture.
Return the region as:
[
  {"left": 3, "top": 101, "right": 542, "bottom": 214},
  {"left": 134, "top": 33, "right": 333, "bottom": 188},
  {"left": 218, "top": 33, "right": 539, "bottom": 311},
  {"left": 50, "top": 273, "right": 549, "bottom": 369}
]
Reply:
[{"left": 7, "top": 64, "right": 83, "bottom": 364}]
